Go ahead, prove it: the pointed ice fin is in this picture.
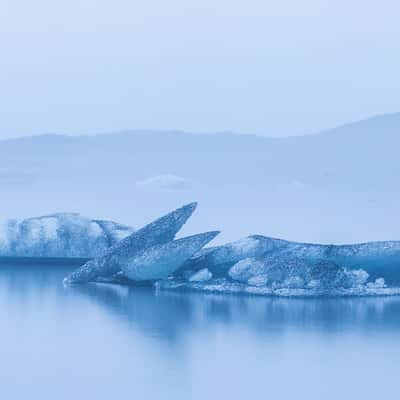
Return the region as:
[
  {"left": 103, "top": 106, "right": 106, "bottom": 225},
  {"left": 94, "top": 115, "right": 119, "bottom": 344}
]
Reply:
[
  {"left": 121, "top": 231, "right": 220, "bottom": 281},
  {"left": 64, "top": 202, "right": 197, "bottom": 284}
]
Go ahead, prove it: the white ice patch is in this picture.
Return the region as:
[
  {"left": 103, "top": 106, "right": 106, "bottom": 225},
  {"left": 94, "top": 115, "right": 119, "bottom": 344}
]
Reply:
[
  {"left": 113, "top": 229, "right": 133, "bottom": 241},
  {"left": 88, "top": 222, "right": 103, "bottom": 237},
  {"left": 343, "top": 268, "right": 370, "bottom": 286},
  {"left": 189, "top": 268, "right": 212, "bottom": 282},
  {"left": 367, "top": 278, "right": 386, "bottom": 289},
  {"left": 229, "top": 258, "right": 265, "bottom": 283},
  {"left": 247, "top": 275, "right": 269, "bottom": 287},
  {"left": 230, "top": 237, "right": 260, "bottom": 254},
  {"left": 136, "top": 174, "right": 188, "bottom": 190}
]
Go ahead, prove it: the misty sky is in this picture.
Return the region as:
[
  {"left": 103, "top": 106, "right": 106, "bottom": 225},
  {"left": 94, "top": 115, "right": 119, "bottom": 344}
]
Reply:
[{"left": 1, "top": 0, "right": 400, "bottom": 138}]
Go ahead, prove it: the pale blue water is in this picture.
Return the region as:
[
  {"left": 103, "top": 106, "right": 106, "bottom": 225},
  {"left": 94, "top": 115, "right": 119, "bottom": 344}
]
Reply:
[{"left": 1, "top": 261, "right": 399, "bottom": 399}]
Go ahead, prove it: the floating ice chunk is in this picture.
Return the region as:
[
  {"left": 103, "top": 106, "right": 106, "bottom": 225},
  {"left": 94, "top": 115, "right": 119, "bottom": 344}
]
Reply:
[
  {"left": 137, "top": 174, "right": 188, "bottom": 190},
  {"left": 184, "top": 235, "right": 400, "bottom": 286},
  {"left": 64, "top": 202, "right": 198, "bottom": 284},
  {"left": 189, "top": 268, "right": 212, "bottom": 282},
  {"left": 0, "top": 213, "right": 134, "bottom": 258},
  {"left": 122, "top": 231, "right": 219, "bottom": 281}
]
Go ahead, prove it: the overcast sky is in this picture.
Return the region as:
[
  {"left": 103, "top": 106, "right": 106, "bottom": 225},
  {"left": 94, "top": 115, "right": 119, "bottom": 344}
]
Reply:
[{"left": 1, "top": 0, "right": 399, "bottom": 138}]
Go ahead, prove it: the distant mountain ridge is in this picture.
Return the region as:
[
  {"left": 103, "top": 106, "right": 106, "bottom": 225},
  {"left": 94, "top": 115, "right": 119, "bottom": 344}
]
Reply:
[
  {"left": 316, "top": 112, "right": 400, "bottom": 138},
  {"left": 1, "top": 112, "right": 399, "bottom": 244},
  {"left": 1, "top": 112, "right": 399, "bottom": 144},
  {"left": 0, "top": 113, "right": 399, "bottom": 186}
]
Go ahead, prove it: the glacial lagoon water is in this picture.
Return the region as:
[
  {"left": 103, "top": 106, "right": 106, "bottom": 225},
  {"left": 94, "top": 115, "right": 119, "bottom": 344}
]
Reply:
[{"left": 1, "top": 260, "right": 400, "bottom": 399}]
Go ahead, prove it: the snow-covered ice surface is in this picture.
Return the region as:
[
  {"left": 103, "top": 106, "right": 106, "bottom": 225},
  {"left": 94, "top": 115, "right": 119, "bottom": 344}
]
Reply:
[
  {"left": 0, "top": 213, "right": 134, "bottom": 258},
  {"left": 64, "top": 203, "right": 198, "bottom": 284}
]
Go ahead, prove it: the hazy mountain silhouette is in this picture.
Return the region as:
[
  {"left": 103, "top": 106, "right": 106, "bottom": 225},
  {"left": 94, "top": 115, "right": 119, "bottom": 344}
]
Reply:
[{"left": 1, "top": 113, "right": 399, "bottom": 244}]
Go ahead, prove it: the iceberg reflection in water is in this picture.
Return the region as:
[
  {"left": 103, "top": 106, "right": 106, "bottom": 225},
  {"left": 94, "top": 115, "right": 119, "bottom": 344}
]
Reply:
[{"left": 1, "top": 260, "right": 400, "bottom": 399}]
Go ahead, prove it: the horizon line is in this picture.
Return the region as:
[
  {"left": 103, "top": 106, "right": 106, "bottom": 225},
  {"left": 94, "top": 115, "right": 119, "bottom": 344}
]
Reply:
[{"left": 1, "top": 111, "right": 399, "bottom": 142}]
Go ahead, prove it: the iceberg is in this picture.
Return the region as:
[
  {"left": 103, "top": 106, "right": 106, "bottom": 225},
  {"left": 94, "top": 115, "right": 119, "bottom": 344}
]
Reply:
[
  {"left": 0, "top": 213, "right": 134, "bottom": 258},
  {"left": 156, "top": 233, "right": 400, "bottom": 295},
  {"left": 122, "top": 231, "right": 219, "bottom": 281},
  {"left": 69, "top": 227, "right": 400, "bottom": 293},
  {"left": 64, "top": 202, "right": 198, "bottom": 284},
  {"left": 179, "top": 235, "right": 400, "bottom": 286}
]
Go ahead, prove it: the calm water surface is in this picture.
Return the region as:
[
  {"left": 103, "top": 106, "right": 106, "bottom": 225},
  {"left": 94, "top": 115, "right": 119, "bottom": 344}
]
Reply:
[{"left": 1, "top": 261, "right": 399, "bottom": 399}]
